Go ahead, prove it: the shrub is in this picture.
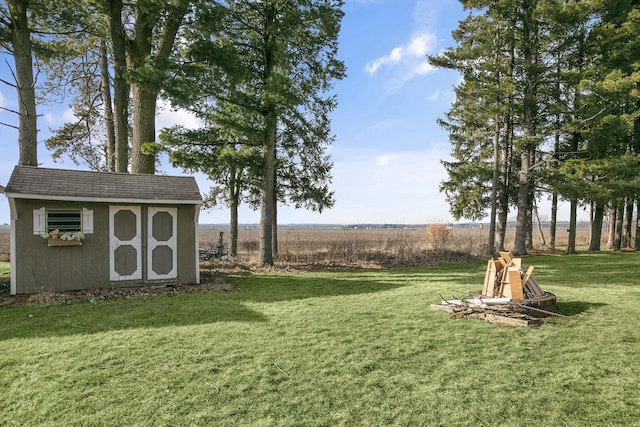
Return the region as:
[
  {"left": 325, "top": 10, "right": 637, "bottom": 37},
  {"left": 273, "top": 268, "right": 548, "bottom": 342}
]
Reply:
[{"left": 426, "top": 223, "right": 450, "bottom": 250}]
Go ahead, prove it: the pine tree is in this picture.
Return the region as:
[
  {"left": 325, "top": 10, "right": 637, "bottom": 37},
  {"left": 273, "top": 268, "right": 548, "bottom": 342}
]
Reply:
[
  {"left": 163, "top": 0, "right": 345, "bottom": 266},
  {"left": 1, "top": 0, "right": 38, "bottom": 166}
]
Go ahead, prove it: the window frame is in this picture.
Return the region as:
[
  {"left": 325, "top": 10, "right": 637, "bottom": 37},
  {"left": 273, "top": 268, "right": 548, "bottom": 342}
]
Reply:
[
  {"left": 32, "top": 207, "right": 94, "bottom": 235},
  {"left": 46, "top": 210, "right": 83, "bottom": 233}
]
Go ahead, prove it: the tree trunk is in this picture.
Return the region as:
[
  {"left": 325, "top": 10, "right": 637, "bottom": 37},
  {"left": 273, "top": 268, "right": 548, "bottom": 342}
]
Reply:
[
  {"left": 614, "top": 201, "right": 624, "bottom": 251},
  {"left": 8, "top": 0, "right": 38, "bottom": 166},
  {"left": 130, "top": 86, "right": 158, "bottom": 174},
  {"left": 229, "top": 193, "right": 238, "bottom": 258},
  {"left": 496, "top": 192, "right": 508, "bottom": 252},
  {"left": 496, "top": 121, "right": 511, "bottom": 252},
  {"left": 606, "top": 206, "right": 616, "bottom": 249},
  {"left": 272, "top": 198, "right": 278, "bottom": 258},
  {"left": 550, "top": 56, "right": 562, "bottom": 252},
  {"left": 533, "top": 198, "right": 546, "bottom": 249},
  {"left": 567, "top": 198, "right": 577, "bottom": 254},
  {"left": 496, "top": 19, "right": 515, "bottom": 254},
  {"left": 487, "top": 120, "right": 500, "bottom": 256},
  {"left": 622, "top": 197, "right": 633, "bottom": 248},
  {"left": 229, "top": 165, "right": 239, "bottom": 257},
  {"left": 258, "top": 111, "right": 277, "bottom": 267},
  {"left": 513, "top": 148, "right": 530, "bottom": 255},
  {"left": 526, "top": 195, "right": 533, "bottom": 250},
  {"left": 129, "top": 2, "right": 156, "bottom": 175},
  {"left": 635, "top": 200, "right": 640, "bottom": 250},
  {"left": 257, "top": 3, "right": 277, "bottom": 267},
  {"left": 588, "top": 201, "right": 604, "bottom": 251},
  {"left": 514, "top": 0, "right": 536, "bottom": 256},
  {"left": 128, "top": 0, "right": 188, "bottom": 174},
  {"left": 550, "top": 192, "right": 558, "bottom": 250},
  {"left": 100, "top": 40, "right": 116, "bottom": 172},
  {"left": 109, "top": 0, "right": 129, "bottom": 173}
]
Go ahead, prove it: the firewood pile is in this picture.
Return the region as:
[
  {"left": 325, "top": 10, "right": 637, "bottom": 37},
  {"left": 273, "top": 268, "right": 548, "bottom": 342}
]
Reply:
[{"left": 431, "top": 252, "right": 562, "bottom": 327}]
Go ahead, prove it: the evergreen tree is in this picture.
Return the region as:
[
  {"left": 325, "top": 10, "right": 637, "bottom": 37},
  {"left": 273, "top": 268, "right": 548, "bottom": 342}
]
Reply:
[
  {"left": 161, "top": 121, "right": 261, "bottom": 257},
  {"left": 429, "top": 1, "right": 523, "bottom": 253},
  {"left": 163, "top": 0, "right": 345, "bottom": 266},
  {"left": 1, "top": 0, "right": 39, "bottom": 166},
  {"left": 543, "top": 0, "right": 640, "bottom": 251},
  {"left": 429, "top": 0, "right": 640, "bottom": 254}
]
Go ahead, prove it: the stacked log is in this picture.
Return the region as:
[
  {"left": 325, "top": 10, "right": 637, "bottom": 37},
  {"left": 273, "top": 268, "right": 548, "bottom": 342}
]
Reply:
[{"left": 482, "top": 252, "right": 545, "bottom": 300}]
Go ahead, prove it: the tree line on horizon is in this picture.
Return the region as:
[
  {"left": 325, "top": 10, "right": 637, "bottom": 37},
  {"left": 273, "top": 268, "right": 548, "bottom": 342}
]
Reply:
[
  {"left": 430, "top": 0, "right": 640, "bottom": 255},
  {"left": 0, "top": 0, "right": 345, "bottom": 266}
]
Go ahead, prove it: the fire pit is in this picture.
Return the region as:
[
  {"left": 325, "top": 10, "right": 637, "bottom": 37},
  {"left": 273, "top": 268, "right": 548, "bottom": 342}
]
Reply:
[{"left": 431, "top": 252, "right": 561, "bottom": 327}]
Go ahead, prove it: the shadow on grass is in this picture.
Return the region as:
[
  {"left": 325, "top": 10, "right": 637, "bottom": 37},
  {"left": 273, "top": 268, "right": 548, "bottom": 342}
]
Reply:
[
  {"left": 225, "top": 274, "right": 408, "bottom": 303},
  {"left": 0, "top": 276, "right": 406, "bottom": 340},
  {"left": 557, "top": 300, "right": 607, "bottom": 316}
]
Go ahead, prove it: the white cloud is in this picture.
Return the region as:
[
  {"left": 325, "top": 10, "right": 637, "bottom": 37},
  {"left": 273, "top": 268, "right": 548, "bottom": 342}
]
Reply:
[
  {"left": 199, "top": 147, "right": 456, "bottom": 225},
  {"left": 156, "top": 100, "right": 201, "bottom": 130},
  {"left": 413, "top": 60, "right": 436, "bottom": 76},
  {"left": 376, "top": 153, "right": 400, "bottom": 166},
  {"left": 428, "top": 89, "right": 450, "bottom": 101},
  {"left": 62, "top": 108, "right": 76, "bottom": 122},
  {"left": 365, "top": 33, "right": 436, "bottom": 77},
  {"left": 407, "top": 34, "right": 432, "bottom": 57},
  {"left": 0, "top": 91, "right": 4, "bottom": 108},
  {"left": 321, "top": 147, "right": 454, "bottom": 224},
  {"left": 42, "top": 108, "right": 76, "bottom": 127},
  {"left": 364, "top": 57, "right": 388, "bottom": 75},
  {"left": 37, "top": 100, "right": 200, "bottom": 137}
]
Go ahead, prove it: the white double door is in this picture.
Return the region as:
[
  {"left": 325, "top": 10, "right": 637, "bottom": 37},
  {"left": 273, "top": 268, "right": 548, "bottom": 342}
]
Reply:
[{"left": 109, "top": 206, "right": 177, "bottom": 281}]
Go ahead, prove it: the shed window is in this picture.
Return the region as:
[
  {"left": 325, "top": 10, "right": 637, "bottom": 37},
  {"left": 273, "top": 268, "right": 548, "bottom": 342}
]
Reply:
[
  {"left": 33, "top": 208, "right": 94, "bottom": 235},
  {"left": 47, "top": 210, "right": 82, "bottom": 233}
]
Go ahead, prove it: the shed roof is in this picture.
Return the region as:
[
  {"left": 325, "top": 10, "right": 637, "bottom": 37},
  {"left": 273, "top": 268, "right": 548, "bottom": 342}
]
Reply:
[{"left": 4, "top": 166, "right": 202, "bottom": 204}]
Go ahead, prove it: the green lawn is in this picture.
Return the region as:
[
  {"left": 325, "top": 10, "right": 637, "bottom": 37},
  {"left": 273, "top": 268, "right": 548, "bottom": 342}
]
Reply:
[
  {"left": 0, "top": 261, "right": 9, "bottom": 277},
  {"left": 1, "top": 253, "right": 639, "bottom": 426}
]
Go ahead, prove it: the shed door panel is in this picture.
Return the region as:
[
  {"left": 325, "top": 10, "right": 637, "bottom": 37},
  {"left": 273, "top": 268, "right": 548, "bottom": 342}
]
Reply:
[
  {"left": 109, "top": 206, "right": 142, "bottom": 281},
  {"left": 147, "top": 207, "right": 177, "bottom": 280}
]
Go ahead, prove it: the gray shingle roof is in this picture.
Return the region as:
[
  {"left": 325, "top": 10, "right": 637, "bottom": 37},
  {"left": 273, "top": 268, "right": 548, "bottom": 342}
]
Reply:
[{"left": 5, "top": 166, "right": 202, "bottom": 203}]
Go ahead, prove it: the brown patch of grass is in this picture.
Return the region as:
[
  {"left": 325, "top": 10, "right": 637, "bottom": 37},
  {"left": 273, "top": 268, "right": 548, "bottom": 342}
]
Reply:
[
  {"left": 200, "top": 224, "right": 608, "bottom": 272},
  {"left": 0, "top": 224, "right": 603, "bottom": 273},
  {"left": 201, "top": 227, "right": 484, "bottom": 272}
]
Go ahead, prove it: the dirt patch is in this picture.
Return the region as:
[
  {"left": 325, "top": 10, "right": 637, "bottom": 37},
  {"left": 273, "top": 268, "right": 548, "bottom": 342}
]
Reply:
[{"left": 205, "top": 250, "right": 482, "bottom": 273}]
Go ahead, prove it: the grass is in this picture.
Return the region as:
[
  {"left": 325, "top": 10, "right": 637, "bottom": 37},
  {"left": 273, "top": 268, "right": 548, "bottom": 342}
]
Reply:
[
  {"left": 0, "top": 261, "right": 9, "bottom": 277},
  {"left": 1, "top": 253, "right": 639, "bottom": 426}
]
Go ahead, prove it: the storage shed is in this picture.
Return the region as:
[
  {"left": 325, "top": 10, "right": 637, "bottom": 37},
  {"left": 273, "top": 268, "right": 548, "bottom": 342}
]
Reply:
[{"left": 3, "top": 166, "right": 202, "bottom": 295}]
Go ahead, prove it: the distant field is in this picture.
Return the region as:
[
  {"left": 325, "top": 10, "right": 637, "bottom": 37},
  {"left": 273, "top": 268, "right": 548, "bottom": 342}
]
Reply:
[
  {"left": 199, "top": 224, "right": 594, "bottom": 264},
  {"left": 0, "top": 224, "right": 599, "bottom": 266}
]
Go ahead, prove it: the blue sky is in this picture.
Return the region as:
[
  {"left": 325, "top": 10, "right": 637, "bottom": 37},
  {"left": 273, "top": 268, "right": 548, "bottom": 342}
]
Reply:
[{"left": 1, "top": 0, "right": 572, "bottom": 225}]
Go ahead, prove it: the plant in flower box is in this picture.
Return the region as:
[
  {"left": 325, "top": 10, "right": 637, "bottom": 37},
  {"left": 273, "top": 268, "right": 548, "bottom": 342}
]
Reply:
[{"left": 42, "top": 229, "right": 85, "bottom": 246}]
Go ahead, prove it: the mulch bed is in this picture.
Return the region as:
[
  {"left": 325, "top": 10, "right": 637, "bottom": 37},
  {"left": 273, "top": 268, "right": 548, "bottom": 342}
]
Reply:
[{"left": 0, "top": 272, "right": 236, "bottom": 307}]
